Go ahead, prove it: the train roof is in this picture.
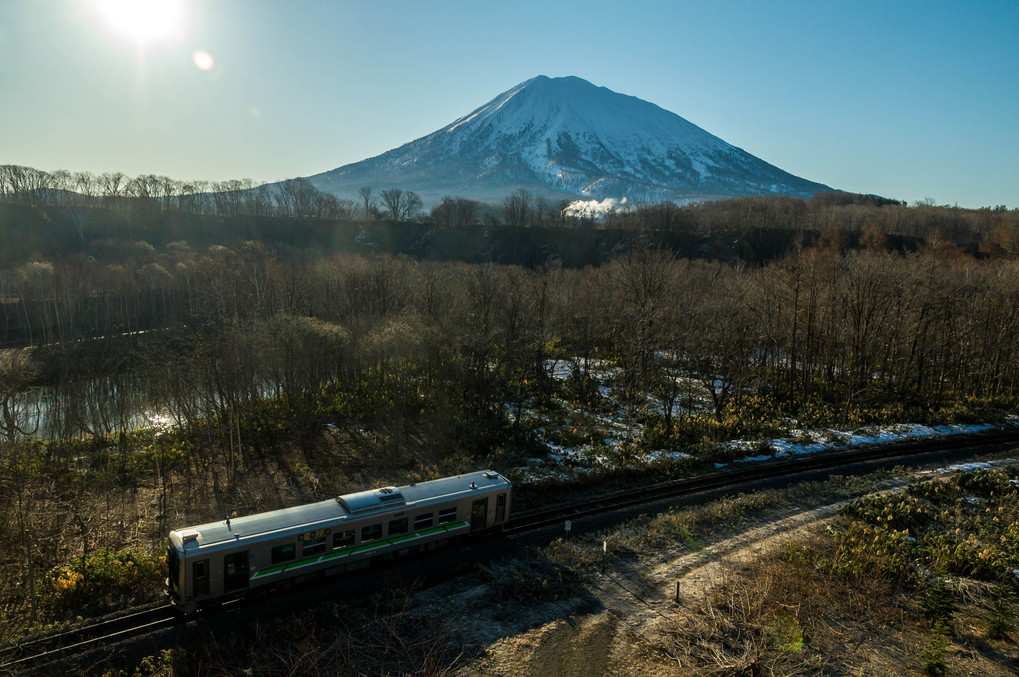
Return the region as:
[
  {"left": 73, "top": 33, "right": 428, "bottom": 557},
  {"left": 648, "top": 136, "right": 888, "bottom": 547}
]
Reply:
[{"left": 169, "top": 470, "right": 510, "bottom": 552}]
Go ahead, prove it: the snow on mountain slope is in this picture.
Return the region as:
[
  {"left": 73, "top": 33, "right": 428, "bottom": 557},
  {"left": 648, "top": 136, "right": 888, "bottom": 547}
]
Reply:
[{"left": 309, "top": 75, "right": 831, "bottom": 205}]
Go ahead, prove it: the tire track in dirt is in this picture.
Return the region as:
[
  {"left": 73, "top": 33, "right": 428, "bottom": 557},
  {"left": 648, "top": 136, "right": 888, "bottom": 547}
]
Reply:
[{"left": 457, "top": 462, "right": 1018, "bottom": 675}]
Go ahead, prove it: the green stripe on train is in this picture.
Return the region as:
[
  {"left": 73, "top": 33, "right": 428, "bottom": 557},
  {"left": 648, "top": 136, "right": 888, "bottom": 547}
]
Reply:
[{"left": 250, "top": 521, "right": 469, "bottom": 580}]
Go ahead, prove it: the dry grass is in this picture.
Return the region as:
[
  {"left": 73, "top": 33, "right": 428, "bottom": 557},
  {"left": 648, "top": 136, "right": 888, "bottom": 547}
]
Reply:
[
  {"left": 524, "top": 462, "right": 1019, "bottom": 676},
  {"left": 542, "top": 471, "right": 897, "bottom": 575},
  {"left": 656, "top": 533, "right": 917, "bottom": 675}
]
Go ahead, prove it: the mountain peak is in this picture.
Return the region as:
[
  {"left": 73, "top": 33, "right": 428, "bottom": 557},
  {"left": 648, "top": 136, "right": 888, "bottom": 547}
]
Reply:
[{"left": 310, "top": 76, "right": 831, "bottom": 206}]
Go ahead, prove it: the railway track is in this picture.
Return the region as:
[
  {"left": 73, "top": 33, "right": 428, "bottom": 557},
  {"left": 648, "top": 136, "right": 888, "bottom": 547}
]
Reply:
[
  {"left": 0, "top": 604, "right": 177, "bottom": 673},
  {"left": 3, "top": 426, "right": 1017, "bottom": 673},
  {"left": 504, "top": 426, "right": 1019, "bottom": 532}
]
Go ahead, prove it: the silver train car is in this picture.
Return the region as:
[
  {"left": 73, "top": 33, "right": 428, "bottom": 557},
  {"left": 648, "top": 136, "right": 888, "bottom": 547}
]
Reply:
[{"left": 166, "top": 470, "right": 511, "bottom": 613}]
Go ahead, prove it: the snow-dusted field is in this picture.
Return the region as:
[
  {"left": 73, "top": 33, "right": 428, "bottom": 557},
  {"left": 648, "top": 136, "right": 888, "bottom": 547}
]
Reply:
[{"left": 512, "top": 359, "right": 1016, "bottom": 483}]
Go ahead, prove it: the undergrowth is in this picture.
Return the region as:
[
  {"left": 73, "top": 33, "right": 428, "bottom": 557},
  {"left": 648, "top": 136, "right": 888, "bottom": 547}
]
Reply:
[{"left": 40, "top": 547, "right": 166, "bottom": 618}]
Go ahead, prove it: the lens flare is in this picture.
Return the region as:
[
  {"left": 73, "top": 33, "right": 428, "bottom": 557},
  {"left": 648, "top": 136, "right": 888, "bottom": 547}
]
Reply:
[{"left": 192, "top": 50, "right": 214, "bottom": 71}]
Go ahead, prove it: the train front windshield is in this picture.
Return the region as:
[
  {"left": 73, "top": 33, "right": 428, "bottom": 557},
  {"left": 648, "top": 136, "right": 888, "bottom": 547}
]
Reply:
[{"left": 166, "top": 546, "right": 181, "bottom": 601}]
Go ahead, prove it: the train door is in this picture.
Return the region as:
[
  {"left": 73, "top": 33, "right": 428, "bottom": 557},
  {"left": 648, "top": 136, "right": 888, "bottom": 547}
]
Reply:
[
  {"left": 166, "top": 547, "right": 182, "bottom": 603},
  {"left": 193, "top": 559, "right": 210, "bottom": 597},
  {"left": 224, "top": 551, "right": 249, "bottom": 593},
  {"left": 495, "top": 493, "right": 507, "bottom": 522},
  {"left": 471, "top": 498, "right": 488, "bottom": 531}
]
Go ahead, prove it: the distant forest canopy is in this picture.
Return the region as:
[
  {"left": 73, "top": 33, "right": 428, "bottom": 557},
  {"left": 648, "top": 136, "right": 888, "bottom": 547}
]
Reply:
[{"left": 1, "top": 163, "right": 1017, "bottom": 270}]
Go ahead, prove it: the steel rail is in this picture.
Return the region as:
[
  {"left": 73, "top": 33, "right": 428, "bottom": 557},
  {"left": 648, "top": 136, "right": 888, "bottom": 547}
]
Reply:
[
  {"left": 504, "top": 427, "right": 1019, "bottom": 533},
  {"left": 0, "top": 605, "right": 177, "bottom": 672}
]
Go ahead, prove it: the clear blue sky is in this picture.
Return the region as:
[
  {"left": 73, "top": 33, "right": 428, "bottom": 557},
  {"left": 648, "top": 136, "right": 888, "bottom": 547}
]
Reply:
[{"left": 1, "top": 0, "right": 1016, "bottom": 208}]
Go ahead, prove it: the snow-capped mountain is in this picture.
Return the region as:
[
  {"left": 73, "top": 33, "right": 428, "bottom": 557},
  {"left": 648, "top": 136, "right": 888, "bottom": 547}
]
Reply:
[{"left": 309, "top": 75, "right": 831, "bottom": 205}]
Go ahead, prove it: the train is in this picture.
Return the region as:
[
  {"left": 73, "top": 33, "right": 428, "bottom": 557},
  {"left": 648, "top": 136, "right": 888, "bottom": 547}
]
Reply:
[{"left": 166, "top": 470, "right": 512, "bottom": 614}]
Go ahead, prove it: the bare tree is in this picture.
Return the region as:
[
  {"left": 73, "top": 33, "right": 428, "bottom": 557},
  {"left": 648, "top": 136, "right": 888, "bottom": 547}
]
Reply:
[
  {"left": 502, "top": 188, "right": 532, "bottom": 227},
  {"left": 0, "top": 165, "right": 53, "bottom": 206},
  {"left": 859, "top": 222, "right": 889, "bottom": 253},
  {"left": 378, "top": 188, "right": 422, "bottom": 221},
  {"left": 609, "top": 247, "right": 677, "bottom": 438},
  {"left": 453, "top": 197, "right": 479, "bottom": 226},
  {"left": 358, "top": 186, "right": 377, "bottom": 220},
  {"left": 431, "top": 196, "right": 479, "bottom": 227},
  {"left": 274, "top": 178, "right": 326, "bottom": 218},
  {"left": 380, "top": 188, "right": 402, "bottom": 220},
  {"left": 401, "top": 191, "right": 423, "bottom": 221},
  {"left": 674, "top": 263, "right": 761, "bottom": 423},
  {"left": 97, "top": 171, "right": 127, "bottom": 207}
]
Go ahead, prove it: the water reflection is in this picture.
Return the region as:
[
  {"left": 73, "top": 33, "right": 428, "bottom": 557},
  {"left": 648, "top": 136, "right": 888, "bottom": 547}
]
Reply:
[{"left": 10, "top": 384, "right": 174, "bottom": 440}]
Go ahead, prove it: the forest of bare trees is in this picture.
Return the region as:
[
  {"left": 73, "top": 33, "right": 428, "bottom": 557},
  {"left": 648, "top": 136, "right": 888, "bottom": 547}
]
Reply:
[
  {"left": 2, "top": 234, "right": 1017, "bottom": 449},
  {"left": 0, "top": 164, "right": 364, "bottom": 221},
  {"left": 0, "top": 163, "right": 1017, "bottom": 632}
]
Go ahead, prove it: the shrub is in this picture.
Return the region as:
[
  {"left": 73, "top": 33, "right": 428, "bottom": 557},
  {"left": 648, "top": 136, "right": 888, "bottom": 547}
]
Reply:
[
  {"left": 987, "top": 585, "right": 1016, "bottom": 639},
  {"left": 919, "top": 580, "right": 956, "bottom": 632},
  {"left": 918, "top": 629, "right": 949, "bottom": 676},
  {"left": 40, "top": 547, "right": 165, "bottom": 616}
]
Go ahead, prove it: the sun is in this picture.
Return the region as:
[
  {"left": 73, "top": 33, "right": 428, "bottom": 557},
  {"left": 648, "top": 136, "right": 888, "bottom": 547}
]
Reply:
[{"left": 96, "top": 0, "right": 183, "bottom": 43}]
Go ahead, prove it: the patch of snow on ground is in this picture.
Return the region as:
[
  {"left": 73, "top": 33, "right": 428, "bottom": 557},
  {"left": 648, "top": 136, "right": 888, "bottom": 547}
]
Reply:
[
  {"left": 642, "top": 449, "right": 693, "bottom": 462},
  {"left": 758, "top": 423, "right": 1000, "bottom": 458},
  {"left": 939, "top": 462, "right": 992, "bottom": 474},
  {"left": 514, "top": 359, "right": 1014, "bottom": 484},
  {"left": 736, "top": 454, "right": 774, "bottom": 464}
]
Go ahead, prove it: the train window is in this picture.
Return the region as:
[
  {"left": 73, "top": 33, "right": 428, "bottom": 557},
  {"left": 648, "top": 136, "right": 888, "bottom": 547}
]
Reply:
[
  {"left": 193, "top": 559, "right": 209, "bottom": 597},
  {"left": 361, "top": 524, "right": 382, "bottom": 542},
  {"left": 496, "top": 493, "right": 507, "bottom": 521},
  {"left": 271, "top": 543, "right": 296, "bottom": 564},
  {"left": 388, "top": 517, "right": 408, "bottom": 535},
  {"left": 223, "top": 551, "right": 249, "bottom": 593},
  {"left": 302, "top": 536, "right": 327, "bottom": 557},
  {"left": 437, "top": 507, "right": 457, "bottom": 524},
  {"left": 333, "top": 530, "right": 354, "bottom": 549},
  {"left": 414, "top": 513, "right": 433, "bottom": 530}
]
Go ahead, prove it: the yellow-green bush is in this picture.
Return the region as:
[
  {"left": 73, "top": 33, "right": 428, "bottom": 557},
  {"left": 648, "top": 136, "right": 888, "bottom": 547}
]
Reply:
[
  {"left": 41, "top": 547, "right": 165, "bottom": 616},
  {"left": 832, "top": 468, "right": 1019, "bottom": 587}
]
